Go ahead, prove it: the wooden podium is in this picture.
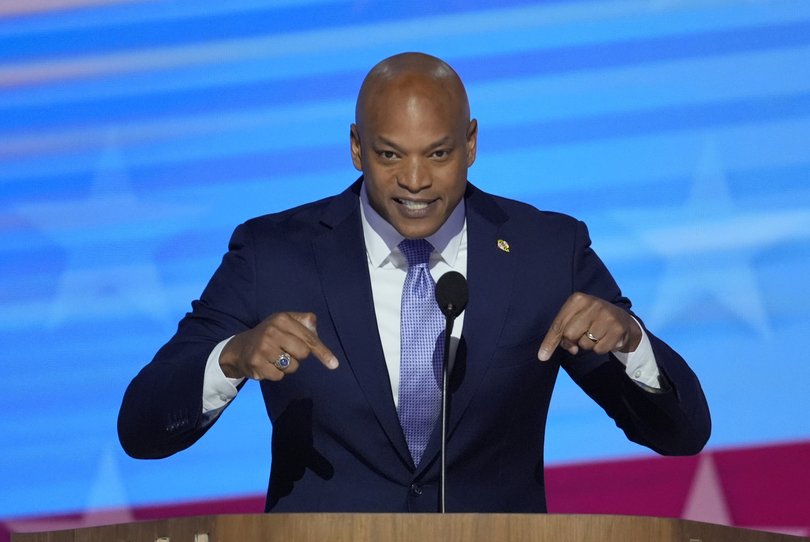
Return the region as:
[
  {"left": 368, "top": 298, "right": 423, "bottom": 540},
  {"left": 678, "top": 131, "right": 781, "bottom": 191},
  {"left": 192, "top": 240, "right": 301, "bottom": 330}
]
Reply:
[{"left": 11, "top": 514, "right": 807, "bottom": 542}]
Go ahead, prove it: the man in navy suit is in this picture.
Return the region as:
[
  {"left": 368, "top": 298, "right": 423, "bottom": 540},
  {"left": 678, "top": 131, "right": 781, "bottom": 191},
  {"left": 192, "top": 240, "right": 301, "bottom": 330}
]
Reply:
[{"left": 119, "top": 52, "right": 710, "bottom": 512}]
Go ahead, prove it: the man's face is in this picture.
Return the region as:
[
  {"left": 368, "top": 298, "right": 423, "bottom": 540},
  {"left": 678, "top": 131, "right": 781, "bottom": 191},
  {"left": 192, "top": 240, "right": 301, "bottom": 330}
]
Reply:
[{"left": 351, "top": 80, "right": 477, "bottom": 239}]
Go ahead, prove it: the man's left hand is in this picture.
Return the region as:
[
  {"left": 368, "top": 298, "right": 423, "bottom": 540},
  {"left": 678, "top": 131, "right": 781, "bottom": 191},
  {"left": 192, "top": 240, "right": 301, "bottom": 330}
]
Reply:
[{"left": 538, "top": 292, "right": 642, "bottom": 362}]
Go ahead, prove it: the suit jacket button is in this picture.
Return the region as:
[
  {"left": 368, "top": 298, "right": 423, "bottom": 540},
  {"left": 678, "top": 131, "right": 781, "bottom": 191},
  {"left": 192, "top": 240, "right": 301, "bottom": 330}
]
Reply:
[{"left": 410, "top": 484, "right": 423, "bottom": 496}]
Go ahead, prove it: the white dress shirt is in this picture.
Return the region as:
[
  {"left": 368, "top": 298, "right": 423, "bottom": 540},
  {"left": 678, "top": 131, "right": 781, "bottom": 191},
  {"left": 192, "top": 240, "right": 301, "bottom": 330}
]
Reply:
[{"left": 201, "top": 187, "right": 661, "bottom": 415}]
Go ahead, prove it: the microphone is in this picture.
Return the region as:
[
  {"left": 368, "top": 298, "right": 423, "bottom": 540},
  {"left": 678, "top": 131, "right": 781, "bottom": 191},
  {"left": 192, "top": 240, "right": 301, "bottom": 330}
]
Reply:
[
  {"left": 434, "top": 271, "right": 468, "bottom": 513},
  {"left": 436, "top": 271, "right": 469, "bottom": 320}
]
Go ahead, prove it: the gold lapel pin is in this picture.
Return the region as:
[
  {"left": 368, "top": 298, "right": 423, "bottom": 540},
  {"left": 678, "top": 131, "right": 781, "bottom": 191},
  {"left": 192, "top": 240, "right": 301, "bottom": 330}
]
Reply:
[{"left": 497, "top": 239, "right": 510, "bottom": 253}]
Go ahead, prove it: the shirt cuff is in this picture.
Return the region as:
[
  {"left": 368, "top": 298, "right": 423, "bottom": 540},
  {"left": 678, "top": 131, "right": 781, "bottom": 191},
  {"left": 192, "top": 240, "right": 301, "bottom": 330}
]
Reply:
[
  {"left": 611, "top": 319, "right": 662, "bottom": 390},
  {"left": 202, "top": 336, "right": 244, "bottom": 414}
]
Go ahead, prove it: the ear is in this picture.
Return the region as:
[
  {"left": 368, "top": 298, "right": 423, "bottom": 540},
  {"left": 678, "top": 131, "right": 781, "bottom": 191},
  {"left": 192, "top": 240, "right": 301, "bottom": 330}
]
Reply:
[
  {"left": 465, "top": 119, "right": 478, "bottom": 167},
  {"left": 350, "top": 124, "right": 363, "bottom": 172}
]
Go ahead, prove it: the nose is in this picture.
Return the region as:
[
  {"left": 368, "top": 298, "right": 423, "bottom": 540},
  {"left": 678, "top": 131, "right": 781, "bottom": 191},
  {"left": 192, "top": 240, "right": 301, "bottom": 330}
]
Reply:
[{"left": 397, "top": 157, "right": 431, "bottom": 192}]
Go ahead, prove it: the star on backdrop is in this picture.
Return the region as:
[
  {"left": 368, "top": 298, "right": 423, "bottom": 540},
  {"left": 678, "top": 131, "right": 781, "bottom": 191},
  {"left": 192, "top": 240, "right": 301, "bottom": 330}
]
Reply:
[
  {"left": 610, "top": 139, "right": 810, "bottom": 336},
  {"left": 15, "top": 131, "right": 205, "bottom": 328},
  {"left": 3, "top": 444, "right": 134, "bottom": 536},
  {"left": 682, "top": 453, "right": 809, "bottom": 537}
]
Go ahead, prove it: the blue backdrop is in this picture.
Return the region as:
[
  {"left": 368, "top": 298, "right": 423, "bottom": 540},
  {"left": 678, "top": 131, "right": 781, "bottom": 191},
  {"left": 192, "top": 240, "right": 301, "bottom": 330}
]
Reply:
[{"left": 2, "top": 0, "right": 809, "bottom": 519}]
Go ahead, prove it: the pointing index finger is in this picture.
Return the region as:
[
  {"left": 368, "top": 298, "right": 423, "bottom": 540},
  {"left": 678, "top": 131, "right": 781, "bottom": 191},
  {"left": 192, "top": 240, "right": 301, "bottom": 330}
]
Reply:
[
  {"left": 290, "top": 312, "right": 339, "bottom": 370},
  {"left": 538, "top": 321, "right": 563, "bottom": 362},
  {"left": 538, "top": 294, "right": 584, "bottom": 361}
]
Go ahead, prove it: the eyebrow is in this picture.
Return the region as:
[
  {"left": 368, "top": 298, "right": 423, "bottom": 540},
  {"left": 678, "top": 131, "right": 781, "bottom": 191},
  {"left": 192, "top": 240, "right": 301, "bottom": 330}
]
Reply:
[{"left": 374, "top": 135, "right": 454, "bottom": 153}]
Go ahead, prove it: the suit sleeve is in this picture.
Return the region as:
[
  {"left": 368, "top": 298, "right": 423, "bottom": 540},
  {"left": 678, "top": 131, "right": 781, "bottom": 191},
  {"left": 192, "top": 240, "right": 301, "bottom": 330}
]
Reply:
[
  {"left": 560, "top": 220, "right": 711, "bottom": 456},
  {"left": 117, "top": 223, "right": 258, "bottom": 459}
]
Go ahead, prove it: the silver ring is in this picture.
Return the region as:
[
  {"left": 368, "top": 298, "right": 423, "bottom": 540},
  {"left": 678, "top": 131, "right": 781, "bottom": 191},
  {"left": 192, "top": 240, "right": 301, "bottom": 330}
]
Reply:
[
  {"left": 273, "top": 351, "right": 292, "bottom": 371},
  {"left": 585, "top": 331, "right": 599, "bottom": 343}
]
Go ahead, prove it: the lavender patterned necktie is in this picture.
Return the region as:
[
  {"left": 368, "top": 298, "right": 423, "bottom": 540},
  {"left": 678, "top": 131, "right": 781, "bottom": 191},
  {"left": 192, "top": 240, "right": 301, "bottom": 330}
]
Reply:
[{"left": 398, "top": 239, "right": 444, "bottom": 466}]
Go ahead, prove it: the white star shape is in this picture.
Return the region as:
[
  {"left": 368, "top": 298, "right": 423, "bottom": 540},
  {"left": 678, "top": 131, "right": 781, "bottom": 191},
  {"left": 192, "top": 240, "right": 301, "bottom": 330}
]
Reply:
[
  {"left": 15, "top": 131, "right": 204, "bottom": 328},
  {"left": 610, "top": 139, "right": 810, "bottom": 337},
  {"left": 682, "top": 453, "right": 809, "bottom": 537}
]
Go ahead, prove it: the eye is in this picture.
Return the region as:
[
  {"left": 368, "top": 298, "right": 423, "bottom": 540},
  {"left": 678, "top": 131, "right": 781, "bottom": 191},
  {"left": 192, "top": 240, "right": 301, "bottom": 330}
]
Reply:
[
  {"left": 431, "top": 149, "right": 450, "bottom": 159},
  {"left": 376, "top": 150, "right": 398, "bottom": 161}
]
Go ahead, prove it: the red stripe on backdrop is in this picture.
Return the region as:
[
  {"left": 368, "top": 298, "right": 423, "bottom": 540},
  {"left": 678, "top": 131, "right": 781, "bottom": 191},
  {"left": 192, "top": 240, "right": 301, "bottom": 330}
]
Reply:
[
  {"left": 3, "top": 440, "right": 809, "bottom": 541},
  {"left": 1, "top": 497, "right": 265, "bottom": 542},
  {"left": 546, "top": 440, "right": 810, "bottom": 536}
]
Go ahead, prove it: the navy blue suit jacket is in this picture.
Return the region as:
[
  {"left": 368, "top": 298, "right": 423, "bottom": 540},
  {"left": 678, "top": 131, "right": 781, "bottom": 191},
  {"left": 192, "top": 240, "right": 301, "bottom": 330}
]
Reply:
[{"left": 119, "top": 180, "right": 710, "bottom": 512}]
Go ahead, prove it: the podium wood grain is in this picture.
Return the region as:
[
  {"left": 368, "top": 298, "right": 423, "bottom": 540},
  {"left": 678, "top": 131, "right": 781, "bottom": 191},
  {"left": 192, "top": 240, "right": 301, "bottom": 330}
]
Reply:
[{"left": 12, "top": 513, "right": 808, "bottom": 542}]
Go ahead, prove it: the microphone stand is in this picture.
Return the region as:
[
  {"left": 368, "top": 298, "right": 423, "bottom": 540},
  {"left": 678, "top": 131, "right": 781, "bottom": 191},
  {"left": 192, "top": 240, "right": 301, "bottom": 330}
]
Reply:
[
  {"left": 434, "top": 270, "right": 467, "bottom": 514},
  {"left": 439, "top": 307, "right": 456, "bottom": 514}
]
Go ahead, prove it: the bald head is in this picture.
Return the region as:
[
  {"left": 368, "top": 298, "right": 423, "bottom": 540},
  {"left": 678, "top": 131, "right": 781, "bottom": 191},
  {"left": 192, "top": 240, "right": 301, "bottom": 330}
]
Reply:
[
  {"left": 355, "top": 52, "right": 470, "bottom": 129},
  {"left": 349, "top": 53, "right": 477, "bottom": 239}
]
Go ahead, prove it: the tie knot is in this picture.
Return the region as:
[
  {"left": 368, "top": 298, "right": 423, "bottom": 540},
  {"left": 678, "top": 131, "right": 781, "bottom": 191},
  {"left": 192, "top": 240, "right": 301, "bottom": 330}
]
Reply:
[{"left": 399, "top": 239, "right": 433, "bottom": 268}]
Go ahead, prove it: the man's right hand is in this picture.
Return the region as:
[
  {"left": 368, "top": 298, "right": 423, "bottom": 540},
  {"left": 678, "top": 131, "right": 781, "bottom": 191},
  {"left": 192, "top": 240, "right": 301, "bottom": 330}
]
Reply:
[{"left": 219, "top": 312, "right": 339, "bottom": 381}]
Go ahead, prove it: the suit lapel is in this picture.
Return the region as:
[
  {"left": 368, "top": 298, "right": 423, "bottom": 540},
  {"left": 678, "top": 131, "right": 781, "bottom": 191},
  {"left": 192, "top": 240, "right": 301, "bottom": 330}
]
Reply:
[
  {"left": 313, "top": 182, "right": 518, "bottom": 474},
  {"left": 416, "top": 184, "right": 517, "bottom": 475},
  {"left": 312, "top": 182, "right": 413, "bottom": 467}
]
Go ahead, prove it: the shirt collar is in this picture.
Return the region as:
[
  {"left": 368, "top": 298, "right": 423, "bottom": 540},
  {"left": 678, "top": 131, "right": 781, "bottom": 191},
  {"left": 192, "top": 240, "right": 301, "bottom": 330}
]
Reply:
[{"left": 359, "top": 181, "right": 466, "bottom": 268}]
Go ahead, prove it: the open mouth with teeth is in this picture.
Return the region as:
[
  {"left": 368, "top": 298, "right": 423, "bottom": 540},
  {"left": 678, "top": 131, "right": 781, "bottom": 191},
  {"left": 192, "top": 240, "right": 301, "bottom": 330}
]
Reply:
[
  {"left": 394, "top": 198, "right": 438, "bottom": 219},
  {"left": 396, "top": 198, "right": 432, "bottom": 211}
]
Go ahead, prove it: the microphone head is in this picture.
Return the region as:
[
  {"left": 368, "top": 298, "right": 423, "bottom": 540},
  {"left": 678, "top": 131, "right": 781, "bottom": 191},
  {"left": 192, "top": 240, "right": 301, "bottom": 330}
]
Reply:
[{"left": 436, "top": 271, "right": 469, "bottom": 319}]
